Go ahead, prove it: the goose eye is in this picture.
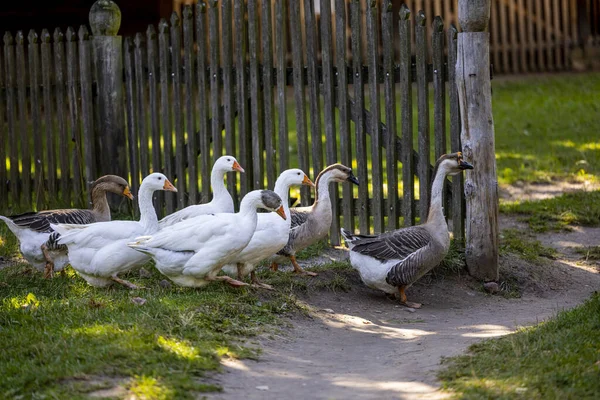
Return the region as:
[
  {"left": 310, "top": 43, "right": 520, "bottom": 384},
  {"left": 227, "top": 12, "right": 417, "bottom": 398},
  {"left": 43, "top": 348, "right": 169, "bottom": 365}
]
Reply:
[
  {"left": 297, "top": 172, "right": 300, "bottom": 175},
  {"left": 158, "top": 177, "right": 162, "bottom": 180},
  {"left": 227, "top": 158, "right": 231, "bottom": 162}
]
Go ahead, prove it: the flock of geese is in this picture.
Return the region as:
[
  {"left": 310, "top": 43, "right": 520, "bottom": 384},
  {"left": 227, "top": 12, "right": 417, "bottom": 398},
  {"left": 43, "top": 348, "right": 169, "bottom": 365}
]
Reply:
[{"left": 1, "top": 152, "right": 472, "bottom": 308}]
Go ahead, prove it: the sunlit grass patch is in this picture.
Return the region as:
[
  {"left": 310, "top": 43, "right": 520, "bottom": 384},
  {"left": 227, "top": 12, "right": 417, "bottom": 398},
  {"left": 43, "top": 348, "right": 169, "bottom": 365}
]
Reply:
[
  {"left": 439, "top": 292, "right": 600, "bottom": 399},
  {"left": 499, "top": 229, "right": 557, "bottom": 262}
]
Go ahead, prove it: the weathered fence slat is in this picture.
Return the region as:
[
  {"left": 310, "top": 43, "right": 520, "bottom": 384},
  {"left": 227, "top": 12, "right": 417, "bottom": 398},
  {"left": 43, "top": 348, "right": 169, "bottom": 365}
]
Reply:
[
  {"left": 182, "top": 5, "right": 198, "bottom": 206},
  {"left": 262, "top": 0, "right": 276, "bottom": 189},
  {"left": 29, "top": 30, "right": 46, "bottom": 209},
  {"left": 527, "top": 0, "right": 536, "bottom": 71},
  {"left": 4, "top": 32, "right": 19, "bottom": 206},
  {"left": 288, "top": 0, "right": 310, "bottom": 205},
  {"left": 517, "top": 0, "right": 528, "bottom": 72},
  {"left": 544, "top": 0, "right": 553, "bottom": 71},
  {"left": 335, "top": 0, "right": 354, "bottom": 232},
  {"left": 65, "top": 27, "right": 86, "bottom": 207},
  {"left": 448, "top": 24, "right": 464, "bottom": 240},
  {"left": 146, "top": 25, "right": 163, "bottom": 214},
  {"left": 53, "top": 28, "right": 70, "bottom": 205},
  {"left": 209, "top": 1, "right": 222, "bottom": 161},
  {"left": 275, "top": 0, "right": 288, "bottom": 175},
  {"left": 248, "top": 0, "right": 263, "bottom": 190},
  {"left": 416, "top": 10, "right": 430, "bottom": 224},
  {"left": 0, "top": 41, "right": 6, "bottom": 205},
  {"left": 432, "top": 17, "right": 446, "bottom": 161},
  {"left": 134, "top": 33, "right": 149, "bottom": 183},
  {"left": 124, "top": 37, "right": 140, "bottom": 204},
  {"left": 350, "top": 0, "right": 369, "bottom": 233},
  {"left": 535, "top": 0, "right": 545, "bottom": 72},
  {"left": 158, "top": 19, "right": 174, "bottom": 213},
  {"left": 41, "top": 30, "right": 58, "bottom": 204},
  {"left": 367, "top": 0, "right": 383, "bottom": 234},
  {"left": 234, "top": 0, "right": 251, "bottom": 195},
  {"left": 305, "top": 0, "right": 323, "bottom": 180},
  {"left": 170, "top": 12, "right": 186, "bottom": 208},
  {"left": 195, "top": 3, "right": 211, "bottom": 202},
  {"left": 382, "top": 0, "right": 398, "bottom": 231},
  {"left": 221, "top": 0, "right": 237, "bottom": 200},
  {"left": 399, "top": 5, "right": 415, "bottom": 226},
  {"left": 79, "top": 26, "right": 96, "bottom": 199},
  {"left": 320, "top": 0, "right": 340, "bottom": 244},
  {"left": 16, "top": 31, "right": 31, "bottom": 207},
  {"left": 553, "top": 0, "right": 562, "bottom": 70},
  {"left": 508, "top": 0, "right": 518, "bottom": 73}
]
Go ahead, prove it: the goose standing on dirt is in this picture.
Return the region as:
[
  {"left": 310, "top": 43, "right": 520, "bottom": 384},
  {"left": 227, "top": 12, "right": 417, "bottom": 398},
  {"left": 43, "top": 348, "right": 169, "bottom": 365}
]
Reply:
[
  {"left": 128, "top": 190, "right": 285, "bottom": 288},
  {"left": 341, "top": 152, "right": 473, "bottom": 308},
  {"left": 270, "top": 164, "right": 359, "bottom": 276},
  {"left": 0, "top": 175, "right": 133, "bottom": 278},
  {"left": 51, "top": 173, "right": 177, "bottom": 289},
  {"left": 221, "top": 169, "right": 314, "bottom": 288},
  {"left": 159, "top": 155, "right": 244, "bottom": 228}
]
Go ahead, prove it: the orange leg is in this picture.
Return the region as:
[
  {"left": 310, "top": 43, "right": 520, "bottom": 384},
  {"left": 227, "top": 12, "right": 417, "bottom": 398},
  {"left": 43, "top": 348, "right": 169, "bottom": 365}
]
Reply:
[
  {"left": 290, "top": 255, "right": 317, "bottom": 277},
  {"left": 40, "top": 244, "right": 54, "bottom": 279},
  {"left": 250, "top": 271, "right": 274, "bottom": 290},
  {"left": 270, "top": 261, "right": 279, "bottom": 272},
  {"left": 211, "top": 275, "right": 248, "bottom": 288},
  {"left": 398, "top": 286, "right": 422, "bottom": 309},
  {"left": 111, "top": 276, "right": 140, "bottom": 290}
]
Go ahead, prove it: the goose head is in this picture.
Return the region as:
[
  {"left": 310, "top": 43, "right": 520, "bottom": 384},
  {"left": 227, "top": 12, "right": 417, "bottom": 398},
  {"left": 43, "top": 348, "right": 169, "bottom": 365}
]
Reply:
[
  {"left": 214, "top": 155, "right": 245, "bottom": 174},
  {"left": 258, "top": 190, "right": 286, "bottom": 220},
  {"left": 91, "top": 175, "right": 134, "bottom": 199},
  {"left": 278, "top": 168, "right": 315, "bottom": 188},
  {"left": 435, "top": 152, "right": 474, "bottom": 176},
  {"left": 140, "top": 173, "right": 178, "bottom": 192},
  {"left": 319, "top": 164, "right": 359, "bottom": 185}
]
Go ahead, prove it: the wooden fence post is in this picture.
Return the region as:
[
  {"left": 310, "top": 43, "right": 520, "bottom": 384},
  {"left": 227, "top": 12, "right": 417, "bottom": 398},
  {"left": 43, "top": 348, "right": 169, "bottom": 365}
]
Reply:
[
  {"left": 456, "top": 0, "right": 499, "bottom": 282},
  {"left": 89, "top": 0, "right": 126, "bottom": 179}
]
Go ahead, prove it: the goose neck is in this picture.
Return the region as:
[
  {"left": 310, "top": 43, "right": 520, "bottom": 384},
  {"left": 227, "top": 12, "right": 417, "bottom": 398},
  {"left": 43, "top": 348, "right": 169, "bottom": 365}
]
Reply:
[
  {"left": 90, "top": 186, "right": 110, "bottom": 220},
  {"left": 210, "top": 167, "right": 231, "bottom": 204},
  {"left": 314, "top": 171, "right": 333, "bottom": 206},
  {"left": 427, "top": 165, "right": 448, "bottom": 224},
  {"left": 138, "top": 183, "right": 159, "bottom": 231},
  {"left": 274, "top": 180, "right": 292, "bottom": 214}
]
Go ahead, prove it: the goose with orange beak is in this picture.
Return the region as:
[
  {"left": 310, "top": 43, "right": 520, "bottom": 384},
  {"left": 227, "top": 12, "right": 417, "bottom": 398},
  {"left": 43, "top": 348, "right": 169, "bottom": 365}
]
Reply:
[
  {"left": 51, "top": 173, "right": 177, "bottom": 289},
  {"left": 128, "top": 190, "right": 285, "bottom": 288}
]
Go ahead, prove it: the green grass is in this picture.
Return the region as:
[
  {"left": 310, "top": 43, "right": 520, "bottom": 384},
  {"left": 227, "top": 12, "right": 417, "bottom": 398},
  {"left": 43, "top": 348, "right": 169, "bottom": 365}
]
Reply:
[
  {"left": 499, "top": 229, "right": 557, "bottom": 262},
  {"left": 0, "top": 224, "right": 20, "bottom": 259},
  {"left": 500, "top": 190, "right": 600, "bottom": 232},
  {"left": 438, "top": 292, "right": 600, "bottom": 399},
  {"left": 574, "top": 246, "right": 600, "bottom": 261}
]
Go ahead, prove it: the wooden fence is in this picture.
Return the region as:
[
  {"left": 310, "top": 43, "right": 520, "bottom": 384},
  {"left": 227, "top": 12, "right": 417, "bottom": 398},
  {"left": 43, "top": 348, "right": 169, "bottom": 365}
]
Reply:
[{"left": 0, "top": 0, "right": 465, "bottom": 245}]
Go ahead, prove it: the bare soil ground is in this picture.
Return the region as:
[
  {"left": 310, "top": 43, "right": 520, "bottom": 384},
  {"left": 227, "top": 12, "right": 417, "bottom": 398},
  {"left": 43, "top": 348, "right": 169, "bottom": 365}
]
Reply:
[{"left": 204, "top": 216, "right": 600, "bottom": 400}]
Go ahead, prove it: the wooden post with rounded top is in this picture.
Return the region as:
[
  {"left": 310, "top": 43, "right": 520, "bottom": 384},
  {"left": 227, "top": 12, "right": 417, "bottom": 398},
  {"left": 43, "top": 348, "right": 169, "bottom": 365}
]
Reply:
[
  {"left": 89, "top": 0, "right": 126, "bottom": 180},
  {"left": 456, "top": 0, "right": 499, "bottom": 281}
]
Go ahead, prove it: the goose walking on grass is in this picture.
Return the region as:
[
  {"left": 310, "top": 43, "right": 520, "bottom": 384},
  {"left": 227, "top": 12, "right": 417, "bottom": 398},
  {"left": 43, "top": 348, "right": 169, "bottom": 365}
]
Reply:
[
  {"left": 0, "top": 175, "right": 132, "bottom": 278},
  {"left": 51, "top": 173, "right": 177, "bottom": 289},
  {"left": 221, "top": 169, "right": 314, "bottom": 289},
  {"left": 159, "top": 155, "right": 244, "bottom": 228},
  {"left": 341, "top": 152, "right": 473, "bottom": 308},
  {"left": 128, "top": 190, "right": 285, "bottom": 288},
  {"left": 270, "top": 164, "right": 359, "bottom": 276}
]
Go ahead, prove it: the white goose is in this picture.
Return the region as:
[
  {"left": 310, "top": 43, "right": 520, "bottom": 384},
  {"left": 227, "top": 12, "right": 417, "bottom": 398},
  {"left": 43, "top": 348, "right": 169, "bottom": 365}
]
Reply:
[
  {"left": 159, "top": 155, "right": 244, "bottom": 228},
  {"left": 0, "top": 175, "right": 132, "bottom": 277},
  {"left": 51, "top": 173, "right": 177, "bottom": 289},
  {"left": 221, "top": 169, "right": 314, "bottom": 288},
  {"left": 341, "top": 152, "right": 473, "bottom": 308},
  {"left": 128, "top": 190, "right": 285, "bottom": 288}
]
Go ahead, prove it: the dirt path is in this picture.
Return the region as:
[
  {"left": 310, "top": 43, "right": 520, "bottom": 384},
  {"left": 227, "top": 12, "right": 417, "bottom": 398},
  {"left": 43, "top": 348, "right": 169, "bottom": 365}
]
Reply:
[{"left": 205, "top": 220, "right": 600, "bottom": 400}]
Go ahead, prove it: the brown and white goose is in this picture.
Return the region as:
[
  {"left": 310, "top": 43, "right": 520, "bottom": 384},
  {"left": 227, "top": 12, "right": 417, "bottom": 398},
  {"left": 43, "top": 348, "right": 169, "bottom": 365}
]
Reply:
[
  {"left": 270, "top": 164, "right": 359, "bottom": 276},
  {"left": 341, "top": 153, "right": 473, "bottom": 308},
  {"left": 0, "top": 175, "right": 132, "bottom": 277}
]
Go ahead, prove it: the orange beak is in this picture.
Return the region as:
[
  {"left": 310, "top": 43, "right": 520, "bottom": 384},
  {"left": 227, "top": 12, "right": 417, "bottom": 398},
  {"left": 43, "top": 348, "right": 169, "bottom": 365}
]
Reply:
[
  {"left": 232, "top": 161, "right": 245, "bottom": 173},
  {"left": 163, "top": 179, "right": 178, "bottom": 192},
  {"left": 275, "top": 205, "right": 286, "bottom": 220},
  {"left": 122, "top": 186, "right": 134, "bottom": 200},
  {"left": 302, "top": 175, "right": 315, "bottom": 187}
]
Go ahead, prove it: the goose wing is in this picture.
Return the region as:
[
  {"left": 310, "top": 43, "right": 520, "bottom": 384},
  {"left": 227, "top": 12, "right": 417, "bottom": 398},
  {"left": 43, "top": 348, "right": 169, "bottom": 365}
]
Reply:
[
  {"left": 289, "top": 208, "right": 310, "bottom": 229},
  {"left": 8, "top": 209, "right": 96, "bottom": 233},
  {"left": 349, "top": 225, "right": 432, "bottom": 261}
]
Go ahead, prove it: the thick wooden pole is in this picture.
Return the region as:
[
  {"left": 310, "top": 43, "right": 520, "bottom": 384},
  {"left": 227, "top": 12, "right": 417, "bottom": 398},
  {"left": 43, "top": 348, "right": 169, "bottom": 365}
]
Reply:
[{"left": 456, "top": 0, "right": 499, "bottom": 281}]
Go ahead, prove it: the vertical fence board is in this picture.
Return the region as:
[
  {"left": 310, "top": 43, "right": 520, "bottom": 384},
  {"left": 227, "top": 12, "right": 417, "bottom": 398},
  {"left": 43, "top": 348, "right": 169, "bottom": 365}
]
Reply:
[
  {"left": 158, "top": 19, "right": 174, "bottom": 213},
  {"left": 262, "top": 0, "right": 276, "bottom": 188},
  {"left": 16, "top": 31, "right": 31, "bottom": 207},
  {"left": 305, "top": 0, "right": 324, "bottom": 179},
  {"left": 170, "top": 13, "right": 186, "bottom": 207},
  {"left": 321, "top": 0, "right": 340, "bottom": 243},
  {"left": 490, "top": 1, "right": 501, "bottom": 72},
  {"left": 536, "top": 0, "right": 545, "bottom": 71},
  {"left": 4, "top": 33, "right": 19, "bottom": 206},
  {"left": 416, "top": 11, "right": 430, "bottom": 224},
  {"left": 195, "top": 3, "right": 211, "bottom": 202},
  {"left": 29, "top": 30, "right": 46, "bottom": 208},
  {"left": 221, "top": 0, "right": 237, "bottom": 199},
  {"left": 41, "top": 30, "right": 57, "bottom": 203},
  {"left": 335, "top": 0, "right": 354, "bottom": 232},
  {"left": 518, "top": 0, "right": 528, "bottom": 72},
  {"left": 527, "top": 0, "right": 536, "bottom": 71},
  {"left": 498, "top": 0, "right": 509, "bottom": 73},
  {"left": 448, "top": 24, "right": 463, "bottom": 240},
  {"left": 248, "top": 0, "right": 264, "bottom": 189},
  {"left": 147, "top": 25, "right": 163, "bottom": 213},
  {"left": 289, "top": 0, "right": 310, "bottom": 205},
  {"left": 432, "top": 17, "right": 446, "bottom": 160},
  {"left": 134, "top": 33, "right": 149, "bottom": 184},
  {"left": 0, "top": 40, "right": 5, "bottom": 205},
  {"left": 553, "top": 0, "right": 562, "bottom": 69},
  {"left": 562, "top": 0, "right": 570, "bottom": 69},
  {"left": 53, "top": 29, "right": 70, "bottom": 205},
  {"left": 79, "top": 27, "right": 95, "bottom": 200},
  {"left": 209, "top": 1, "right": 222, "bottom": 161},
  {"left": 544, "top": 0, "right": 553, "bottom": 71},
  {"left": 124, "top": 37, "right": 140, "bottom": 204},
  {"left": 235, "top": 0, "right": 251, "bottom": 195},
  {"left": 509, "top": 0, "right": 519, "bottom": 73},
  {"left": 399, "top": 5, "right": 414, "bottom": 226},
  {"left": 275, "top": 0, "right": 288, "bottom": 175},
  {"left": 382, "top": 0, "right": 398, "bottom": 231},
  {"left": 183, "top": 5, "right": 198, "bottom": 205},
  {"left": 367, "top": 0, "right": 383, "bottom": 233}
]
